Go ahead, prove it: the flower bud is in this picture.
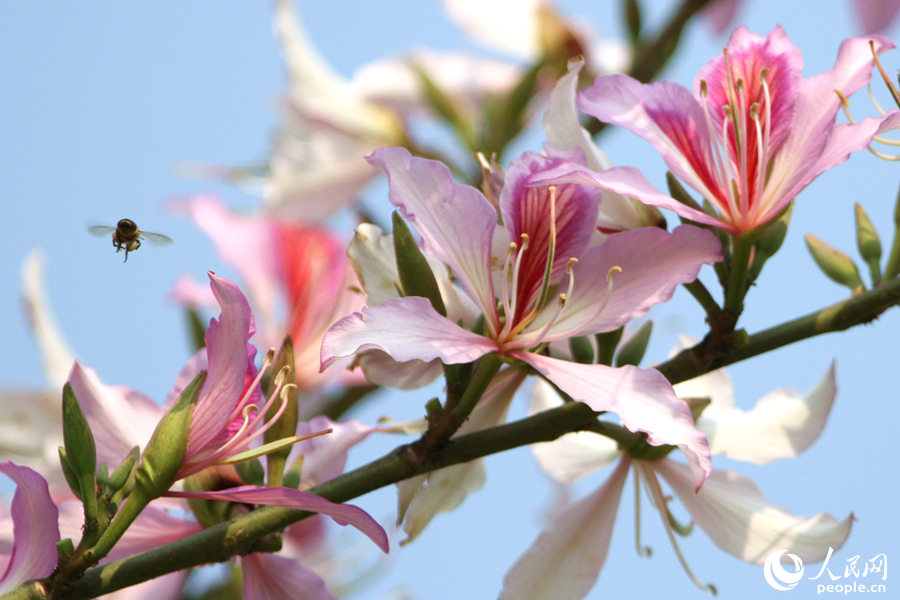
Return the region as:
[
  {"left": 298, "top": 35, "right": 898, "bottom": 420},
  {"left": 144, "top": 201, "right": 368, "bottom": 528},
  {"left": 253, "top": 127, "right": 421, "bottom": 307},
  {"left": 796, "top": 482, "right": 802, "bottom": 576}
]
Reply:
[
  {"left": 62, "top": 382, "right": 98, "bottom": 513},
  {"left": 135, "top": 371, "right": 206, "bottom": 500},
  {"left": 805, "top": 233, "right": 865, "bottom": 291},
  {"left": 568, "top": 335, "right": 595, "bottom": 365},
  {"left": 855, "top": 203, "right": 882, "bottom": 283},
  {"left": 264, "top": 336, "right": 299, "bottom": 486}
]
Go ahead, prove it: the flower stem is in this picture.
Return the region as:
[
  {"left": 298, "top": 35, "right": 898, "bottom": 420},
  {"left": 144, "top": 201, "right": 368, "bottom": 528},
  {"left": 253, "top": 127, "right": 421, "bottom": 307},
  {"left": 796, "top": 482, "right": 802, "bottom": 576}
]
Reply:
[{"left": 724, "top": 236, "right": 752, "bottom": 317}]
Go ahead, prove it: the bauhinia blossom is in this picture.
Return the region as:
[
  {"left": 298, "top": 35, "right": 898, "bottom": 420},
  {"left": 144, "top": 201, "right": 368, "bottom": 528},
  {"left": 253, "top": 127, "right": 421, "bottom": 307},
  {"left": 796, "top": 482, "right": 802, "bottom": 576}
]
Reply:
[
  {"left": 500, "top": 363, "right": 851, "bottom": 599},
  {"left": 169, "top": 195, "right": 364, "bottom": 391},
  {"left": 538, "top": 27, "right": 900, "bottom": 234},
  {"left": 322, "top": 145, "right": 723, "bottom": 486},
  {"left": 0, "top": 462, "right": 59, "bottom": 594},
  {"left": 703, "top": 0, "right": 900, "bottom": 37}
]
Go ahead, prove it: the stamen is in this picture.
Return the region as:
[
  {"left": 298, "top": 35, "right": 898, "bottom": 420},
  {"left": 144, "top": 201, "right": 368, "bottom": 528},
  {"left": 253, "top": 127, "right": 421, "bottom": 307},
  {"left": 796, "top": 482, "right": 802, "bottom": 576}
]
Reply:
[
  {"left": 735, "top": 79, "right": 750, "bottom": 224},
  {"left": 500, "top": 234, "right": 529, "bottom": 342},
  {"left": 634, "top": 466, "right": 652, "bottom": 557},
  {"left": 866, "top": 84, "right": 888, "bottom": 116},
  {"left": 719, "top": 108, "right": 741, "bottom": 221},
  {"left": 637, "top": 463, "right": 717, "bottom": 595},
  {"left": 748, "top": 103, "right": 767, "bottom": 226},
  {"left": 500, "top": 241, "right": 517, "bottom": 326},
  {"left": 527, "top": 293, "right": 567, "bottom": 347},
  {"left": 870, "top": 40, "right": 900, "bottom": 107},
  {"left": 228, "top": 348, "right": 275, "bottom": 423},
  {"left": 698, "top": 85, "right": 731, "bottom": 217}
]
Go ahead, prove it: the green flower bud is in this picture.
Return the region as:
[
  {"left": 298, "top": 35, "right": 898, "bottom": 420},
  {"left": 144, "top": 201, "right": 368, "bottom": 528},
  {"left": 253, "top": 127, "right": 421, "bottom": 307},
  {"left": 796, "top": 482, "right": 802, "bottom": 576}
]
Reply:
[
  {"left": 855, "top": 203, "right": 883, "bottom": 284},
  {"left": 392, "top": 211, "right": 446, "bottom": 316},
  {"left": 62, "top": 383, "right": 98, "bottom": 518},
  {"left": 805, "top": 233, "right": 865, "bottom": 291},
  {"left": 595, "top": 327, "right": 624, "bottom": 366},
  {"left": 264, "top": 336, "right": 298, "bottom": 487}
]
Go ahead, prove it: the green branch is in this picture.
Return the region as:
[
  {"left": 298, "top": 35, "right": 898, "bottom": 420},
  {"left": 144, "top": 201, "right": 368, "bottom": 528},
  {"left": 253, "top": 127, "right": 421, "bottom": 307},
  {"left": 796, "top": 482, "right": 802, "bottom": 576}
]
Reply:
[
  {"left": 38, "top": 401, "right": 598, "bottom": 600},
  {"left": 657, "top": 276, "right": 900, "bottom": 385}
]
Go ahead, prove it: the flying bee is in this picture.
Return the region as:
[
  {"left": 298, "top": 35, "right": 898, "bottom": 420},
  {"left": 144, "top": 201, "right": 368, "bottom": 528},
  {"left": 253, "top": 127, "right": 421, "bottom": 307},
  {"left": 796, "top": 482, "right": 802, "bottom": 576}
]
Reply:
[{"left": 88, "top": 219, "right": 173, "bottom": 262}]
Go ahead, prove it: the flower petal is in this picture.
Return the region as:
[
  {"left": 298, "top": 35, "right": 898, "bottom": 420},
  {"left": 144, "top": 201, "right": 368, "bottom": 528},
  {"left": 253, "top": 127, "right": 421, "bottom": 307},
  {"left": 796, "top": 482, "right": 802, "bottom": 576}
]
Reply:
[
  {"left": 355, "top": 350, "right": 444, "bottom": 390},
  {"left": 654, "top": 460, "right": 853, "bottom": 564},
  {"left": 186, "top": 273, "right": 257, "bottom": 458},
  {"left": 243, "top": 553, "right": 336, "bottom": 600},
  {"left": 498, "top": 457, "right": 630, "bottom": 600},
  {"left": 68, "top": 362, "right": 162, "bottom": 467},
  {"left": 321, "top": 297, "right": 499, "bottom": 371},
  {"left": 529, "top": 379, "right": 620, "bottom": 484},
  {"left": 764, "top": 34, "right": 896, "bottom": 218},
  {"left": 854, "top": 0, "right": 900, "bottom": 34},
  {"left": 698, "top": 364, "right": 836, "bottom": 464},
  {"left": 520, "top": 225, "right": 722, "bottom": 343},
  {"left": 0, "top": 463, "right": 59, "bottom": 592},
  {"left": 516, "top": 353, "right": 711, "bottom": 488},
  {"left": 168, "top": 486, "right": 388, "bottom": 553},
  {"left": 366, "top": 147, "right": 498, "bottom": 325},
  {"left": 21, "top": 250, "right": 75, "bottom": 389}
]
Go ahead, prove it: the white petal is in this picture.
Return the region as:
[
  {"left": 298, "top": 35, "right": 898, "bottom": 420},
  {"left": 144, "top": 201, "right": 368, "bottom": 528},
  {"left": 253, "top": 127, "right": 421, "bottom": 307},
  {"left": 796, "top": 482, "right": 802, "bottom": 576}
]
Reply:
[
  {"left": 654, "top": 460, "right": 853, "bottom": 564},
  {"left": 529, "top": 378, "right": 619, "bottom": 484},
  {"left": 499, "top": 458, "right": 630, "bottom": 600},
  {"left": 443, "top": 0, "right": 543, "bottom": 59},
  {"left": 21, "top": 250, "right": 75, "bottom": 389},
  {"left": 698, "top": 364, "right": 836, "bottom": 464}
]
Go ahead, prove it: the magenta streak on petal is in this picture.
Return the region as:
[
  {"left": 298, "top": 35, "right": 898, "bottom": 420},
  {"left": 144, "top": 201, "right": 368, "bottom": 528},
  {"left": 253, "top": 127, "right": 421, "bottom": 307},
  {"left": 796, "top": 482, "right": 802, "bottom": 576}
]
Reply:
[{"left": 168, "top": 486, "right": 389, "bottom": 553}]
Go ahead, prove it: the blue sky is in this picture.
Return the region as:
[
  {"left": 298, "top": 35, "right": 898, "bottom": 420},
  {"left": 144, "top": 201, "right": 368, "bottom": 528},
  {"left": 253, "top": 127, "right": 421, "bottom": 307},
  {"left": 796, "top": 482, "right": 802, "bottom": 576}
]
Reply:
[{"left": 1, "top": 1, "right": 898, "bottom": 599}]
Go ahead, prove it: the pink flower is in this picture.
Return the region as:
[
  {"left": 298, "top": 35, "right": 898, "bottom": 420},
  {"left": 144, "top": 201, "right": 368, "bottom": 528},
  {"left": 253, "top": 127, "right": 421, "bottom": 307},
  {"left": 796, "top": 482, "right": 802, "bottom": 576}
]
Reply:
[
  {"left": 0, "top": 462, "right": 59, "bottom": 593},
  {"left": 547, "top": 27, "right": 898, "bottom": 234},
  {"left": 322, "top": 145, "right": 723, "bottom": 487},
  {"left": 499, "top": 365, "right": 852, "bottom": 599},
  {"left": 170, "top": 196, "right": 364, "bottom": 391}
]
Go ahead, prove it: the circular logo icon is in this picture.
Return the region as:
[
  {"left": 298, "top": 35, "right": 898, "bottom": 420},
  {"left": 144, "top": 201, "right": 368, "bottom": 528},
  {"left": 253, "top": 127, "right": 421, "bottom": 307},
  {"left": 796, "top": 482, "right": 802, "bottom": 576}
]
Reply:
[{"left": 764, "top": 550, "right": 805, "bottom": 591}]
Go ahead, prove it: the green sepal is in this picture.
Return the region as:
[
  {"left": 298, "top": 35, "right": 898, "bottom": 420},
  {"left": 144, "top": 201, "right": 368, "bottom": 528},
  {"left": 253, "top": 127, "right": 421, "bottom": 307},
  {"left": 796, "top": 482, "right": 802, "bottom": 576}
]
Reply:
[
  {"left": 185, "top": 307, "right": 208, "bottom": 353},
  {"left": 264, "top": 336, "right": 298, "bottom": 487},
  {"left": 96, "top": 462, "right": 109, "bottom": 489},
  {"left": 569, "top": 336, "right": 595, "bottom": 365},
  {"left": 235, "top": 458, "right": 266, "bottom": 487},
  {"left": 595, "top": 327, "right": 624, "bottom": 366},
  {"left": 667, "top": 507, "right": 694, "bottom": 537},
  {"left": 62, "top": 382, "right": 98, "bottom": 518},
  {"left": 623, "top": 0, "right": 642, "bottom": 45},
  {"left": 58, "top": 447, "right": 82, "bottom": 502},
  {"left": 855, "top": 203, "right": 883, "bottom": 284},
  {"left": 410, "top": 61, "right": 475, "bottom": 152},
  {"left": 886, "top": 182, "right": 900, "bottom": 279},
  {"left": 136, "top": 371, "right": 206, "bottom": 500},
  {"left": 615, "top": 321, "right": 653, "bottom": 367},
  {"left": 392, "top": 211, "right": 446, "bottom": 316},
  {"left": 805, "top": 233, "right": 865, "bottom": 291}
]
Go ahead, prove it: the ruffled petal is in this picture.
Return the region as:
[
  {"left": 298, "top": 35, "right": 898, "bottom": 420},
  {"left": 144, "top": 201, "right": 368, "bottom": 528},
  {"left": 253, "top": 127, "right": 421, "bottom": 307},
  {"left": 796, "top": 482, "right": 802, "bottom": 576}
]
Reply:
[
  {"left": 243, "top": 553, "right": 335, "bottom": 600},
  {"left": 366, "top": 147, "right": 499, "bottom": 325},
  {"left": 168, "top": 486, "right": 388, "bottom": 553},
  {"left": 321, "top": 297, "right": 499, "bottom": 371},
  {"left": 186, "top": 273, "right": 257, "bottom": 458},
  {"left": 698, "top": 364, "right": 836, "bottom": 464},
  {"left": 529, "top": 378, "right": 620, "bottom": 484},
  {"left": 498, "top": 457, "right": 630, "bottom": 600},
  {"left": 654, "top": 460, "right": 853, "bottom": 564},
  {"left": 516, "top": 353, "right": 711, "bottom": 488},
  {"left": 0, "top": 463, "right": 59, "bottom": 592}
]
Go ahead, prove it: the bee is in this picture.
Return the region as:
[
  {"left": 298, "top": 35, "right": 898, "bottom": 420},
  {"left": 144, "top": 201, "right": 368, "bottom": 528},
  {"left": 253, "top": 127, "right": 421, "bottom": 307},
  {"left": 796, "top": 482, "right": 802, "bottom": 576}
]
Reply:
[{"left": 88, "top": 219, "right": 172, "bottom": 262}]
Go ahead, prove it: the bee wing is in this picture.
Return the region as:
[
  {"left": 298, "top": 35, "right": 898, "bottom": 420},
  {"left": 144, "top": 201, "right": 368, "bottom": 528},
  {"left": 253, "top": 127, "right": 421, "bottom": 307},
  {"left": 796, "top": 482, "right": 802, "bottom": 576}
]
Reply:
[
  {"left": 139, "top": 231, "right": 174, "bottom": 246},
  {"left": 88, "top": 225, "right": 116, "bottom": 237}
]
